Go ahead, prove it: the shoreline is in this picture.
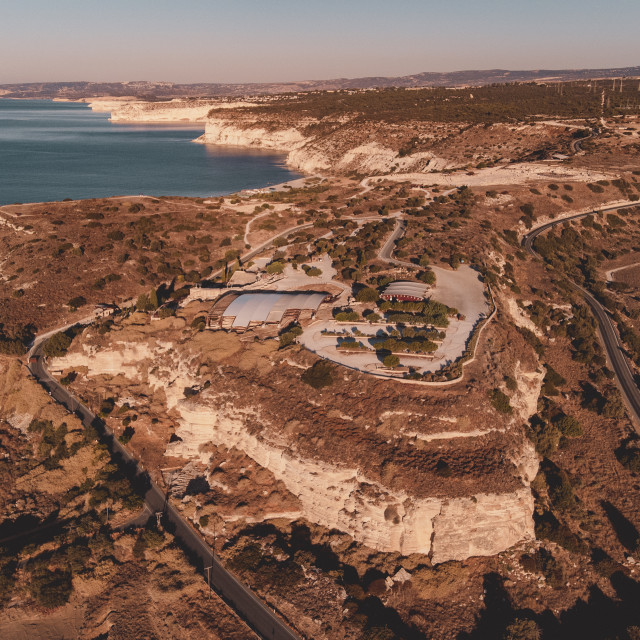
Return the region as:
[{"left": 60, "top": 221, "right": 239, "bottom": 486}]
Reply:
[{"left": 0, "top": 100, "right": 305, "bottom": 207}]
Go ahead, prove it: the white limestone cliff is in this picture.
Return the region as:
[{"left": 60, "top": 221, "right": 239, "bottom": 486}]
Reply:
[{"left": 51, "top": 342, "right": 537, "bottom": 563}]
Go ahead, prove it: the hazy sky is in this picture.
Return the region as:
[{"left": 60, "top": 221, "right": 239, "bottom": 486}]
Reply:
[{"left": 2, "top": 0, "right": 639, "bottom": 84}]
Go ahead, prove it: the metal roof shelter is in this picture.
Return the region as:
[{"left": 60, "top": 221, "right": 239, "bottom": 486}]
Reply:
[
  {"left": 380, "top": 281, "right": 430, "bottom": 302},
  {"left": 210, "top": 291, "right": 328, "bottom": 331}
]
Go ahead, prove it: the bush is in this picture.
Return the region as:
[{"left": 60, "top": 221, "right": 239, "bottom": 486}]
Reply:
[
  {"left": 67, "top": 296, "right": 86, "bottom": 311},
  {"left": 119, "top": 426, "right": 135, "bottom": 444},
  {"left": 503, "top": 617, "right": 541, "bottom": 640},
  {"left": 60, "top": 371, "right": 77, "bottom": 386},
  {"left": 157, "top": 307, "right": 175, "bottom": 319},
  {"left": 279, "top": 331, "right": 297, "bottom": 348},
  {"left": 489, "top": 388, "right": 512, "bottom": 414},
  {"left": 28, "top": 567, "right": 72, "bottom": 608},
  {"left": 554, "top": 415, "right": 582, "bottom": 438},
  {"left": 44, "top": 331, "right": 73, "bottom": 358},
  {"left": 542, "top": 365, "right": 566, "bottom": 395},
  {"left": 602, "top": 394, "right": 626, "bottom": 419},
  {"left": 301, "top": 361, "right": 334, "bottom": 389},
  {"left": 99, "top": 398, "right": 115, "bottom": 415},
  {"left": 617, "top": 446, "right": 640, "bottom": 473},
  {"left": 334, "top": 311, "right": 360, "bottom": 322},
  {"left": 520, "top": 203, "right": 535, "bottom": 217},
  {"left": 266, "top": 261, "right": 285, "bottom": 274},
  {"left": 527, "top": 415, "right": 561, "bottom": 456},
  {"left": 190, "top": 316, "right": 206, "bottom": 331}
]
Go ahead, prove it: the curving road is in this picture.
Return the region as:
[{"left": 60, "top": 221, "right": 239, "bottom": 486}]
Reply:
[
  {"left": 522, "top": 203, "right": 640, "bottom": 427},
  {"left": 27, "top": 339, "right": 300, "bottom": 640}
]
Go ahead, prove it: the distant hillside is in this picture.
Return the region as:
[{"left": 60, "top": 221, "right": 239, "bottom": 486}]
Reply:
[{"left": 1, "top": 66, "right": 639, "bottom": 100}]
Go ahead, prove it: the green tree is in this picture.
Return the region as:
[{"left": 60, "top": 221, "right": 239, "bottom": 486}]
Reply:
[
  {"left": 136, "top": 293, "right": 149, "bottom": 311},
  {"left": 266, "top": 261, "right": 285, "bottom": 274},
  {"left": 148, "top": 288, "right": 159, "bottom": 310},
  {"left": 44, "top": 332, "right": 73, "bottom": 358},
  {"left": 418, "top": 269, "right": 436, "bottom": 285},
  {"left": 355, "top": 287, "right": 379, "bottom": 302},
  {"left": 383, "top": 354, "right": 400, "bottom": 368}
]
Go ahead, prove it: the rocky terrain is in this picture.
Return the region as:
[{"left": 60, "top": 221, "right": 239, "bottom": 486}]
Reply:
[{"left": 0, "top": 355, "right": 253, "bottom": 640}]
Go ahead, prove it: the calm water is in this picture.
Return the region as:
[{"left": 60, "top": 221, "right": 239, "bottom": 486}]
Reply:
[{"left": 0, "top": 100, "right": 300, "bottom": 205}]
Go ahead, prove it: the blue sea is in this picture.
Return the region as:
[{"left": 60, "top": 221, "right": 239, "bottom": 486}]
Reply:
[{"left": 0, "top": 99, "right": 300, "bottom": 205}]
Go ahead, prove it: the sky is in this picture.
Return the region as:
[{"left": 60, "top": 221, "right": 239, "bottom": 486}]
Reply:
[{"left": 1, "top": 0, "right": 639, "bottom": 84}]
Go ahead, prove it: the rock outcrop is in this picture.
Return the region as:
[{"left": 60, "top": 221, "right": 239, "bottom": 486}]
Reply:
[
  {"left": 171, "top": 396, "right": 535, "bottom": 561},
  {"left": 103, "top": 99, "right": 259, "bottom": 124},
  {"left": 194, "top": 117, "right": 450, "bottom": 175},
  {"left": 52, "top": 340, "right": 538, "bottom": 564}
]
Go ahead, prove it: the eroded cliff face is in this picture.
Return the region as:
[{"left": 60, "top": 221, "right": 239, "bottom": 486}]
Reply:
[
  {"left": 194, "top": 117, "right": 449, "bottom": 175},
  {"left": 103, "top": 100, "right": 259, "bottom": 123},
  {"left": 51, "top": 331, "right": 541, "bottom": 564},
  {"left": 172, "top": 397, "right": 535, "bottom": 562}
]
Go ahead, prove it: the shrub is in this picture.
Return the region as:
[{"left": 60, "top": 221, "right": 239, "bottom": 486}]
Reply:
[
  {"left": 334, "top": 311, "right": 360, "bottom": 322},
  {"left": 503, "top": 617, "right": 542, "bottom": 640},
  {"left": 119, "top": 426, "right": 135, "bottom": 444},
  {"left": 190, "top": 316, "right": 206, "bottom": 331},
  {"left": 279, "top": 332, "right": 297, "bottom": 348},
  {"left": 44, "top": 331, "right": 73, "bottom": 358},
  {"left": 602, "top": 394, "right": 626, "bottom": 419},
  {"left": 355, "top": 287, "right": 379, "bottom": 302},
  {"left": 554, "top": 415, "right": 582, "bottom": 438},
  {"left": 520, "top": 203, "right": 535, "bottom": 217},
  {"left": 266, "top": 261, "right": 285, "bottom": 274},
  {"left": 60, "top": 371, "right": 77, "bottom": 386},
  {"left": 157, "top": 307, "right": 175, "bottom": 319},
  {"left": 527, "top": 415, "right": 561, "bottom": 456},
  {"left": 617, "top": 446, "right": 640, "bottom": 473},
  {"left": 28, "top": 567, "right": 72, "bottom": 608},
  {"left": 67, "top": 296, "right": 86, "bottom": 311},
  {"left": 435, "top": 459, "right": 452, "bottom": 477},
  {"left": 99, "top": 398, "right": 115, "bottom": 415},
  {"left": 301, "top": 361, "right": 334, "bottom": 389},
  {"left": 489, "top": 388, "right": 512, "bottom": 414},
  {"left": 542, "top": 365, "right": 566, "bottom": 395}
]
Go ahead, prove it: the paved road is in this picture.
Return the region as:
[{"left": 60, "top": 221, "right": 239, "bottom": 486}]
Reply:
[
  {"left": 522, "top": 203, "right": 640, "bottom": 427},
  {"left": 570, "top": 133, "right": 591, "bottom": 153},
  {"left": 27, "top": 340, "right": 300, "bottom": 640}
]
